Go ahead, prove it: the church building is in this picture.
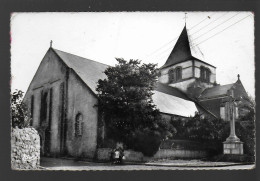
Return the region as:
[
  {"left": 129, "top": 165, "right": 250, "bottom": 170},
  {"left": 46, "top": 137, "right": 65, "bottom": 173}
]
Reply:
[
  {"left": 158, "top": 25, "right": 250, "bottom": 120},
  {"left": 23, "top": 25, "right": 250, "bottom": 159}
]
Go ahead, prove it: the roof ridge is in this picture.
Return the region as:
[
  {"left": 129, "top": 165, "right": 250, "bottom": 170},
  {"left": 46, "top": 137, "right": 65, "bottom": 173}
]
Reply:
[
  {"left": 52, "top": 48, "right": 110, "bottom": 67},
  {"left": 50, "top": 47, "right": 109, "bottom": 95},
  {"left": 157, "top": 82, "right": 189, "bottom": 94},
  {"left": 207, "top": 83, "right": 235, "bottom": 90},
  {"left": 198, "top": 83, "right": 236, "bottom": 99},
  {"left": 155, "top": 82, "right": 192, "bottom": 101}
]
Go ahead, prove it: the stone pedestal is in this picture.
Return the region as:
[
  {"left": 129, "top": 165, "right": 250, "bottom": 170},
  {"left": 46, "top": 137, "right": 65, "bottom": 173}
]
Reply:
[
  {"left": 223, "top": 140, "right": 243, "bottom": 155},
  {"left": 223, "top": 94, "right": 244, "bottom": 155}
]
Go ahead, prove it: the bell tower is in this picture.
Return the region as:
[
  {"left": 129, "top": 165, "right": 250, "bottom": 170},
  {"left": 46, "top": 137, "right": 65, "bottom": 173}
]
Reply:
[{"left": 158, "top": 25, "right": 216, "bottom": 98}]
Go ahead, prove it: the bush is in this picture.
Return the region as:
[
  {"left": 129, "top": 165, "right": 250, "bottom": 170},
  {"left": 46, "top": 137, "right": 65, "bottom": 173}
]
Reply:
[
  {"left": 170, "top": 114, "right": 255, "bottom": 157},
  {"left": 11, "top": 90, "right": 31, "bottom": 128},
  {"left": 128, "top": 129, "right": 162, "bottom": 157},
  {"left": 235, "top": 121, "right": 255, "bottom": 157}
]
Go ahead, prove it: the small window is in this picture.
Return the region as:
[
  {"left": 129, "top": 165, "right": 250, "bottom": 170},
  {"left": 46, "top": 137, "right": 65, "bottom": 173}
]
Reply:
[
  {"left": 75, "top": 113, "right": 83, "bottom": 137},
  {"left": 176, "top": 67, "right": 182, "bottom": 81},
  {"left": 200, "top": 66, "right": 210, "bottom": 83}
]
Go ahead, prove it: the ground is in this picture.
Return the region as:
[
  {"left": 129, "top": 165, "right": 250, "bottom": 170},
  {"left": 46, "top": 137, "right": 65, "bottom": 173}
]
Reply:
[{"left": 40, "top": 157, "right": 255, "bottom": 170}]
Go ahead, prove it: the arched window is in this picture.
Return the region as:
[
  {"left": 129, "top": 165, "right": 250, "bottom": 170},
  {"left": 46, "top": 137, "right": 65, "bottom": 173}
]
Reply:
[
  {"left": 200, "top": 66, "right": 210, "bottom": 83},
  {"left": 75, "top": 113, "right": 83, "bottom": 137},
  {"left": 168, "top": 69, "right": 175, "bottom": 83},
  {"left": 205, "top": 68, "right": 211, "bottom": 83},
  {"left": 176, "top": 67, "right": 182, "bottom": 81}
]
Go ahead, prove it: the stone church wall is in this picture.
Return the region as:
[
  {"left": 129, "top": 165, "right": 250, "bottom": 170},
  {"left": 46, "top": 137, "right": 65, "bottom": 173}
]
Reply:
[
  {"left": 49, "top": 82, "right": 63, "bottom": 154},
  {"left": 23, "top": 48, "right": 68, "bottom": 156},
  {"left": 11, "top": 127, "right": 40, "bottom": 170},
  {"left": 66, "top": 70, "right": 98, "bottom": 158},
  {"left": 23, "top": 48, "right": 100, "bottom": 159}
]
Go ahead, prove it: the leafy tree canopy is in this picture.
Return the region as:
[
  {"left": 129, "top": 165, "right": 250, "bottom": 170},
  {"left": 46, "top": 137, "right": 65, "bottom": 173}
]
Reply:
[
  {"left": 96, "top": 58, "right": 175, "bottom": 156},
  {"left": 171, "top": 113, "right": 255, "bottom": 156},
  {"left": 238, "top": 94, "right": 255, "bottom": 121},
  {"left": 11, "top": 90, "right": 31, "bottom": 128}
]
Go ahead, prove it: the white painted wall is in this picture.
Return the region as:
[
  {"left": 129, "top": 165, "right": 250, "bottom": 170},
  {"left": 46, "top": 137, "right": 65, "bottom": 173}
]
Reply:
[
  {"left": 159, "top": 60, "right": 193, "bottom": 84},
  {"left": 194, "top": 60, "right": 216, "bottom": 83}
]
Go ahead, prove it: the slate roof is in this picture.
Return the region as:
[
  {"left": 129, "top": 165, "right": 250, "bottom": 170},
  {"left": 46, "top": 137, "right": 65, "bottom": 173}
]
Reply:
[
  {"left": 52, "top": 48, "right": 198, "bottom": 117},
  {"left": 155, "top": 83, "right": 217, "bottom": 118},
  {"left": 155, "top": 82, "right": 190, "bottom": 101},
  {"left": 161, "top": 26, "right": 214, "bottom": 68},
  {"left": 152, "top": 91, "right": 198, "bottom": 117},
  {"left": 53, "top": 48, "right": 109, "bottom": 94},
  {"left": 199, "top": 83, "right": 235, "bottom": 99}
]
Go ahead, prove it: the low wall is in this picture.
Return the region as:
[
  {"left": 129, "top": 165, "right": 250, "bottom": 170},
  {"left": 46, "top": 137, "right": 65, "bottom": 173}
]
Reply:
[
  {"left": 97, "top": 148, "right": 112, "bottom": 161},
  {"left": 124, "top": 150, "right": 144, "bottom": 162},
  {"left": 153, "top": 149, "right": 208, "bottom": 159},
  {"left": 11, "top": 127, "right": 40, "bottom": 170},
  {"left": 97, "top": 148, "right": 207, "bottom": 162}
]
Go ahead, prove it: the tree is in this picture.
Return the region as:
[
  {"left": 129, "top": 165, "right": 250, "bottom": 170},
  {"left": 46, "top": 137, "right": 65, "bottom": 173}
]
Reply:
[
  {"left": 96, "top": 58, "right": 175, "bottom": 156},
  {"left": 238, "top": 95, "right": 255, "bottom": 121},
  {"left": 11, "top": 90, "right": 31, "bottom": 128},
  {"left": 171, "top": 113, "right": 255, "bottom": 157}
]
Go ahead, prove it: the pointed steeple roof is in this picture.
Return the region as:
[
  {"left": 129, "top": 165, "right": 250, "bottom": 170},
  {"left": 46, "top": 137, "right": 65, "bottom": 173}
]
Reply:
[
  {"left": 161, "top": 26, "right": 212, "bottom": 69},
  {"left": 162, "top": 26, "right": 192, "bottom": 68}
]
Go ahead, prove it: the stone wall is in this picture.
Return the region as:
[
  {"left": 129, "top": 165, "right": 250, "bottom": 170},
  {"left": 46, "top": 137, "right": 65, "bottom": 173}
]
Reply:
[
  {"left": 11, "top": 127, "right": 40, "bottom": 170},
  {"left": 97, "top": 148, "right": 145, "bottom": 162},
  {"left": 153, "top": 149, "right": 208, "bottom": 159},
  {"left": 97, "top": 148, "right": 112, "bottom": 161},
  {"left": 124, "top": 150, "right": 144, "bottom": 162}
]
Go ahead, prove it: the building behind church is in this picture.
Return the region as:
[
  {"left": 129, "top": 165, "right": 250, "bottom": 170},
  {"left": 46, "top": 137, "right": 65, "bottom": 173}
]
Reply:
[{"left": 23, "top": 25, "right": 251, "bottom": 159}]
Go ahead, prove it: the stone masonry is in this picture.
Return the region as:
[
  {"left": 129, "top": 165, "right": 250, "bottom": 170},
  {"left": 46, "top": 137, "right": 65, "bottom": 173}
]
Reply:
[{"left": 11, "top": 127, "right": 40, "bottom": 170}]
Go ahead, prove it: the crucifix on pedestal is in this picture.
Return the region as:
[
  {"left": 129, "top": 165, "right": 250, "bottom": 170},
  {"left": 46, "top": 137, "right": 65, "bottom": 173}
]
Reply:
[{"left": 223, "top": 88, "right": 243, "bottom": 155}]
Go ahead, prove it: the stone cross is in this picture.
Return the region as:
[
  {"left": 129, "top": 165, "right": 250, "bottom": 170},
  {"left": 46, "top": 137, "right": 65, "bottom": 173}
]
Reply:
[
  {"left": 223, "top": 90, "right": 243, "bottom": 155},
  {"left": 50, "top": 40, "right": 53, "bottom": 48},
  {"left": 226, "top": 90, "right": 239, "bottom": 142}
]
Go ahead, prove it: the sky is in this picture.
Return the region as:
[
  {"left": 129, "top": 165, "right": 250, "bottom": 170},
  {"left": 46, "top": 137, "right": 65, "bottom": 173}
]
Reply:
[{"left": 10, "top": 12, "right": 255, "bottom": 98}]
